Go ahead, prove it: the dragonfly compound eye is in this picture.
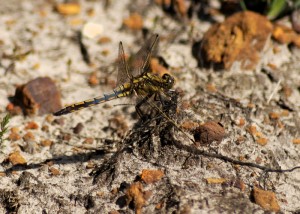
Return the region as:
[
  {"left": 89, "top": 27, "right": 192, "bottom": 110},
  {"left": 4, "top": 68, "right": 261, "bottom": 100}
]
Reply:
[{"left": 162, "top": 73, "right": 175, "bottom": 89}]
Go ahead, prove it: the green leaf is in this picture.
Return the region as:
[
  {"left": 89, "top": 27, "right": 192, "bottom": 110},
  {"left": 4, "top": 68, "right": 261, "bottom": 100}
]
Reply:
[{"left": 267, "top": 0, "right": 287, "bottom": 20}]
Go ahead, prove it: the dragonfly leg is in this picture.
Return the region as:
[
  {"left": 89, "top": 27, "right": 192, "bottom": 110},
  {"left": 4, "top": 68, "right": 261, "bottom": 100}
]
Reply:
[{"left": 135, "top": 93, "right": 153, "bottom": 118}]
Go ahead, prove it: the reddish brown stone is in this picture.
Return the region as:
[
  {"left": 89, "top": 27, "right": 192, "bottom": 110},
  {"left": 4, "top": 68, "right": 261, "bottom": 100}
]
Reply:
[
  {"left": 8, "top": 127, "right": 21, "bottom": 141},
  {"left": 199, "top": 11, "right": 273, "bottom": 70},
  {"left": 88, "top": 72, "right": 99, "bottom": 86},
  {"left": 150, "top": 58, "right": 169, "bottom": 77},
  {"left": 194, "top": 121, "right": 226, "bottom": 145},
  {"left": 53, "top": 118, "right": 65, "bottom": 126},
  {"left": 273, "top": 24, "right": 300, "bottom": 48},
  {"left": 98, "top": 36, "right": 112, "bottom": 44},
  {"left": 23, "top": 131, "right": 35, "bottom": 142},
  {"left": 41, "top": 139, "right": 53, "bottom": 147},
  {"left": 123, "top": 13, "right": 143, "bottom": 30},
  {"left": 83, "top": 137, "right": 94, "bottom": 144},
  {"left": 73, "top": 122, "right": 84, "bottom": 134},
  {"left": 6, "top": 103, "right": 22, "bottom": 115},
  {"left": 8, "top": 151, "right": 27, "bottom": 165},
  {"left": 62, "top": 133, "right": 71, "bottom": 141},
  {"left": 141, "top": 169, "right": 164, "bottom": 184},
  {"left": 125, "top": 182, "right": 146, "bottom": 214},
  {"left": 55, "top": 3, "right": 81, "bottom": 15},
  {"left": 13, "top": 77, "right": 62, "bottom": 116},
  {"left": 206, "top": 177, "right": 227, "bottom": 184},
  {"left": 49, "top": 167, "right": 60, "bottom": 176},
  {"left": 256, "top": 137, "right": 268, "bottom": 146},
  {"left": 9, "top": 132, "right": 21, "bottom": 141},
  {"left": 253, "top": 187, "right": 280, "bottom": 212},
  {"left": 25, "top": 121, "right": 39, "bottom": 130},
  {"left": 41, "top": 125, "right": 49, "bottom": 132}
]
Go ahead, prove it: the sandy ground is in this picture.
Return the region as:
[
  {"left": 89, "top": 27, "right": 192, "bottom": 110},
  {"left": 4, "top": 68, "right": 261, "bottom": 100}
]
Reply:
[{"left": 0, "top": 0, "right": 300, "bottom": 213}]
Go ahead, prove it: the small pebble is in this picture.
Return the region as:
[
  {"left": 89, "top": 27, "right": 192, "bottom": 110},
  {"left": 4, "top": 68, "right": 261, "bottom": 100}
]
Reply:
[{"left": 73, "top": 122, "right": 84, "bottom": 134}]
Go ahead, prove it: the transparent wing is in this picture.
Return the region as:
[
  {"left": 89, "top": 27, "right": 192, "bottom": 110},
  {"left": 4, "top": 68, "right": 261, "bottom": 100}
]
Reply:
[
  {"left": 128, "top": 34, "right": 159, "bottom": 78},
  {"left": 117, "top": 41, "right": 131, "bottom": 86}
]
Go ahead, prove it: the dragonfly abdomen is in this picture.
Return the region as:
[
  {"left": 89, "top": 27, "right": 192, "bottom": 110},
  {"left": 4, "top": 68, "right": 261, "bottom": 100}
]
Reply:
[{"left": 53, "top": 86, "right": 131, "bottom": 116}]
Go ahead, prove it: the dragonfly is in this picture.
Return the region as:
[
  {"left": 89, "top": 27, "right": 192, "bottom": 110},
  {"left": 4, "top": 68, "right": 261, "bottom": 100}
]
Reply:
[{"left": 53, "top": 34, "right": 175, "bottom": 117}]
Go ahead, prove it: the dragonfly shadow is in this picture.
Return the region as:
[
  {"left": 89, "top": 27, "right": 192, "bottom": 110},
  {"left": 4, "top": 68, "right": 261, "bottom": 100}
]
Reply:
[
  {"left": 91, "top": 90, "right": 181, "bottom": 184},
  {"left": 3, "top": 149, "right": 107, "bottom": 174}
]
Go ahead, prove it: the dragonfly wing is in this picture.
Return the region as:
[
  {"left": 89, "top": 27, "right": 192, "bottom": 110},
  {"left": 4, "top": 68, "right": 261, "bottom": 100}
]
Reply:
[
  {"left": 117, "top": 41, "right": 131, "bottom": 86},
  {"left": 129, "top": 34, "right": 159, "bottom": 78}
]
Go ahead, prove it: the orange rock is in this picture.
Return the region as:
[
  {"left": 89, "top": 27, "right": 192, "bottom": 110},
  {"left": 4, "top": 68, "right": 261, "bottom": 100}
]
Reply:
[
  {"left": 9, "top": 127, "right": 21, "bottom": 141},
  {"left": 155, "top": 201, "right": 164, "bottom": 210},
  {"left": 25, "top": 121, "right": 39, "bottom": 129},
  {"left": 6, "top": 103, "right": 22, "bottom": 115},
  {"left": 206, "top": 83, "right": 217, "bottom": 93},
  {"left": 56, "top": 3, "right": 81, "bottom": 15},
  {"left": 125, "top": 182, "right": 146, "bottom": 214},
  {"left": 98, "top": 36, "right": 112, "bottom": 44},
  {"left": 272, "top": 24, "right": 300, "bottom": 48},
  {"left": 256, "top": 137, "right": 268, "bottom": 146},
  {"left": 280, "top": 110, "right": 289, "bottom": 117},
  {"left": 180, "top": 121, "right": 199, "bottom": 131},
  {"left": 41, "top": 139, "right": 53, "bottom": 147},
  {"left": 49, "top": 167, "right": 60, "bottom": 176},
  {"left": 23, "top": 131, "right": 35, "bottom": 142},
  {"left": 247, "top": 125, "right": 257, "bottom": 135},
  {"left": 269, "top": 112, "right": 279, "bottom": 120},
  {"left": 206, "top": 177, "right": 227, "bottom": 184},
  {"left": 292, "top": 139, "right": 300, "bottom": 144},
  {"left": 254, "top": 131, "right": 263, "bottom": 138},
  {"left": 88, "top": 72, "right": 99, "bottom": 86},
  {"left": 175, "top": 0, "right": 187, "bottom": 17},
  {"left": 123, "top": 13, "right": 143, "bottom": 30},
  {"left": 238, "top": 118, "right": 245, "bottom": 127},
  {"left": 253, "top": 187, "right": 280, "bottom": 212},
  {"left": 8, "top": 151, "right": 27, "bottom": 165},
  {"left": 83, "top": 137, "right": 94, "bottom": 144},
  {"left": 6, "top": 103, "right": 14, "bottom": 111},
  {"left": 9, "top": 132, "right": 21, "bottom": 141},
  {"left": 141, "top": 169, "right": 164, "bottom": 184},
  {"left": 200, "top": 11, "right": 273, "bottom": 70},
  {"left": 150, "top": 58, "right": 169, "bottom": 76}
]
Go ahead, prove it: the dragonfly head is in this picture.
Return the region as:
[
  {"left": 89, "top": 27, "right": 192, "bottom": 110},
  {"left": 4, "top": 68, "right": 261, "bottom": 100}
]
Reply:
[{"left": 162, "top": 73, "right": 175, "bottom": 89}]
